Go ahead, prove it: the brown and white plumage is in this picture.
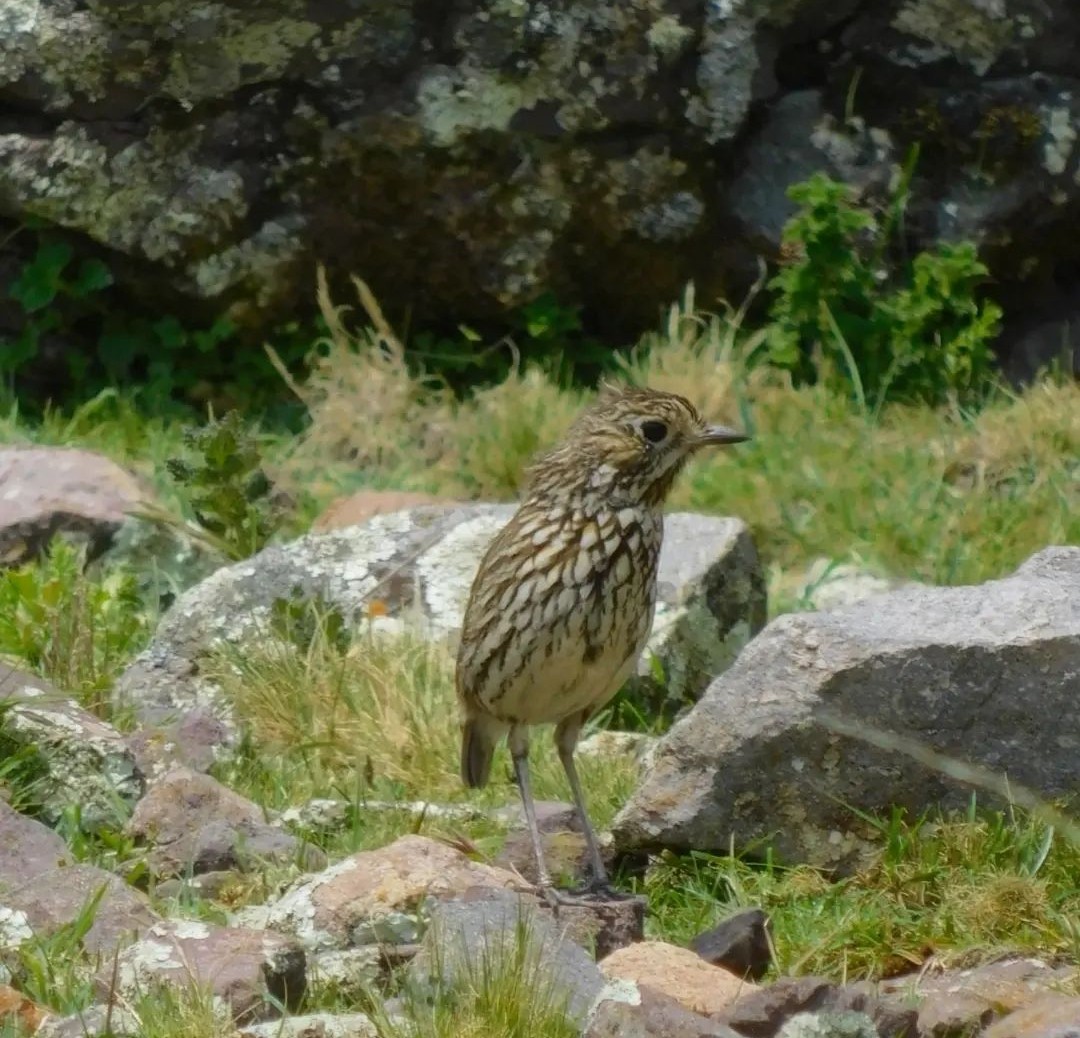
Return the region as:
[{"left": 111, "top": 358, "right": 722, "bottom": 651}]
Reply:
[{"left": 455, "top": 384, "right": 748, "bottom": 899}]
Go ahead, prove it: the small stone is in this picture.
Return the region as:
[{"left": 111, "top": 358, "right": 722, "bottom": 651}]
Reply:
[
  {"left": 982, "top": 994, "right": 1080, "bottom": 1038},
  {"left": 0, "top": 665, "right": 144, "bottom": 831},
  {"left": 410, "top": 888, "right": 605, "bottom": 1028},
  {"left": 0, "top": 983, "right": 51, "bottom": 1033},
  {"left": 104, "top": 920, "right": 306, "bottom": 1022},
  {"left": 126, "top": 766, "right": 324, "bottom": 879},
  {"left": 0, "top": 446, "right": 152, "bottom": 566},
  {"left": 0, "top": 862, "right": 158, "bottom": 955},
  {"left": 600, "top": 940, "right": 757, "bottom": 1018},
  {"left": 308, "top": 947, "right": 383, "bottom": 999},
  {"left": 585, "top": 980, "right": 744, "bottom": 1037},
  {"left": 690, "top": 907, "right": 773, "bottom": 981},
  {"left": 239, "top": 1012, "right": 378, "bottom": 1037},
  {"left": 256, "top": 835, "right": 531, "bottom": 952}
]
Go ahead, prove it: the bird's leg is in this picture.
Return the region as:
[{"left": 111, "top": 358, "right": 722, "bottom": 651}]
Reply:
[
  {"left": 554, "top": 715, "right": 617, "bottom": 898},
  {"left": 508, "top": 725, "right": 561, "bottom": 909}
]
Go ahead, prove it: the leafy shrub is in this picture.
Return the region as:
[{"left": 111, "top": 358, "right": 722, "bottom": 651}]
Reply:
[
  {"left": 165, "top": 410, "right": 282, "bottom": 560},
  {"left": 0, "top": 230, "right": 314, "bottom": 413},
  {"left": 765, "top": 171, "right": 1003, "bottom": 409}
]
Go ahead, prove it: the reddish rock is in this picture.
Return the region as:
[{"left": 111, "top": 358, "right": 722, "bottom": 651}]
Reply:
[
  {"left": 0, "top": 446, "right": 151, "bottom": 566},
  {"left": 311, "top": 490, "right": 458, "bottom": 533},
  {"left": 105, "top": 920, "right": 306, "bottom": 1022},
  {"left": 600, "top": 940, "right": 757, "bottom": 1018},
  {"left": 983, "top": 995, "right": 1080, "bottom": 1038},
  {"left": 586, "top": 981, "right": 743, "bottom": 1037},
  {"left": 125, "top": 766, "right": 324, "bottom": 879},
  {"left": 0, "top": 800, "right": 70, "bottom": 878},
  {"left": 0, "top": 983, "right": 51, "bottom": 1032},
  {"left": 256, "top": 835, "right": 532, "bottom": 951},
  {"left": 1, "top": 862, "right": 158, "bottom": 955}
]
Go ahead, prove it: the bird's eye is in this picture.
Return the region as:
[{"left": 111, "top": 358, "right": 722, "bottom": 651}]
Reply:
[{"left": 640, "top": 420, "right": 668, "bottom": 444}]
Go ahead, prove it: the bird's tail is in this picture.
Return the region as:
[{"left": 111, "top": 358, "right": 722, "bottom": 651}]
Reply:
[{"left": 461, "top": 715, "right": 499, "bottom": 788}]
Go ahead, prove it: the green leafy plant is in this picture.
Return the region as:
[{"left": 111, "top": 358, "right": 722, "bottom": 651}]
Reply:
[
  {"left": 165, "top": 410, "right": 282, "bottom": 560},
  {"left": 765, "top": 169, "right": 1003, "bottom": 409},
  {"left": 0, "top": 539, "right": 151, "bottom": 715},
  {"left": 2, "top": 240, "right": 113, "bottom": 379},
  {"left": 408, "top": 293, "right": 614, "bottom": 391}
]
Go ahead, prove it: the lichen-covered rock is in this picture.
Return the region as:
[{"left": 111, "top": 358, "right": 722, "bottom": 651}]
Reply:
[
  {"left": 585, "top": 981, "right": 743, "bottom": 1038},
  {"left": 0, "top": 665, "right": 144, "bottom": 831},
  {"left": 103, "top": 920, "right": 306, "bottom": 1022},
  {"left": 239, "top": 1015, "right": 378, "bottom": 1038},
  {"left": 614, "top": 546, "right": 1080, "bottom": 871},
  {"left": 114, "top": 505, "right": 763, "bottom": 757},
  {"left": 3, "top": 0, "right": 1078, "bottom": 359},
  {"left": 241, "top": 834, "right": 531, "bottom": 953},
  {"left": 0, "top": 861, "right": 158, "bottom": 955}
]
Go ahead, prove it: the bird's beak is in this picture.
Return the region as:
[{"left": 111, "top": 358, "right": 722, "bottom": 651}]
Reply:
[{"left": 695, "top": 424, "right": 750, "bottom": 447}]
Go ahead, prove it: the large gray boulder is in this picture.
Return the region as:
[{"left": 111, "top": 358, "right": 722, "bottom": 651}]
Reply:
[
  {"left": 1, "top": 0, "right": 1079, "bottom": 360},
  {"left": 613, "top": 546, "right": 1080, "bottom": 871},
  {"left": 115, "top": 504, "right": 764, "bottom": 760}
]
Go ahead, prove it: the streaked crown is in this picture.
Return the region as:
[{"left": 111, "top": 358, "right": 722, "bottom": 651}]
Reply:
[{"left": 524, "top": 383, "right": 747, "bottom": 508}]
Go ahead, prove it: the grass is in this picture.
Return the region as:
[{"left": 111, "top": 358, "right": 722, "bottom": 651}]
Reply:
[{"left": 1, "top": 279, "right": 1080, "bottom": 1032}]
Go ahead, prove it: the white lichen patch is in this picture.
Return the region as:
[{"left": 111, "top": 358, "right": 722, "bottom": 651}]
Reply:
[
  {"left": 0, "top": 905, "right": 33, "bottom": 950},
  {"left": 415, "top": 509, "right": 511, "bottom": 632},
  {"left": 258, "top": 857, "right": 360, "bottom": 951},
  {"left": 417, "top": 68, "right": 533, "bottom": 147},
  {"left": 892, "top": 0, "right": 1015, "bottom": 75},
  {"left": 1043, "top": 105, "right": 1077, "bottom": 177}
]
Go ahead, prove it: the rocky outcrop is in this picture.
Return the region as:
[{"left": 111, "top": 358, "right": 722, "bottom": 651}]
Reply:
[{"left": 2, "top": 0, "right": 1080, "bottom": 363}]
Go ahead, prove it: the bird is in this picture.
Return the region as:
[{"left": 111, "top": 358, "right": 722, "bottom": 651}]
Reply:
[{"left": 455, "top": 383, "right": 749, "bottom": 902}]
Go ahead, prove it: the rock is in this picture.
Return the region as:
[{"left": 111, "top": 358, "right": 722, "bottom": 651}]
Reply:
[
  {"left": 311, "top": 490, "right": 460, "bottom": 532},
  {"left": 777, "top": 1012, "right": 880, "bottom": 1038},
  {"left": 115, "top": 506, "right": 763, "bottom": 756},
  {"left": 409, "top": 890, "right": 605, "bottom": 1028},
  {"left": 0, "top": 861, "right": 158, "bottom": 955},
  {"left": 983, "top": 995, "right": 1080, "bottom": 1038},
  {"left": 599, "top": 940, "right": 757, "bottom": 1018},
  {"left": 0, "top": 983, "right": 50, "bottom": 1033},
  {"left": 307, "top": 947, "right": 383, "bottom": 1000},
  {"left": 440, "top": 883, "right": 645, "bottom": 965},
  {"left": 2, "top": 0, "right": 1080, "bottom": 371},
  {"left": 0, "top": 664, "right": 144, "bottom": 831},
  {"left": 585, "top": 981, "right": 744, "bottom": 1038},
  {"left": 690, "top": 907, "right": 773, "bottom": 981},
  {"left": 578, "top": 731, "right": 658, "bottom": 767},
  {"left": 125, "top": 766, "right": 324, "bottom": 880},
  {"left": 35, "top": 1004, "right": 140, "bottom": 1038},
  {"left": 104, "top": 920, "right": 306, "bottom": 1022},
  {"left": 719, "top": 976, "right": 917, "bottom": 1038},
  {"left": 614, "top": 547, "right": 1080, "bottom": 870},
  {"left": 0, "top": 447, "right": 151, "bottom": 567},
  {"left": 0, "top": 799, "right": 69, "bottom": 877},
  {"left": 877, "top": 959, "right": 1080, "bottom": 1036},
  {"left": 246, "top": 835, "right": 531, "bottom": 952},
  {"left": 239, "top": 1015, "right": 378, "bottom": 1038},
  {"left": 124, "top": 709, "right": 233, "bottom": 779}
]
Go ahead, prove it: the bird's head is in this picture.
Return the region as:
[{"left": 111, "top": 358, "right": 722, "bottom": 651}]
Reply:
[{"left": 526, "top": 383, "right": 749, "bottom": 507}]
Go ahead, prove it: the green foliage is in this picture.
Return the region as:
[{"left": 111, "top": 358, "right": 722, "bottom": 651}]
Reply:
[
  {"left": 0, "top": 231, "right": 316, "bottom": 415},
  {"left": 765, "top": 170, "right": 1002, "bottom": 408},
  {"left": 0, "top": 539, "right": 151, "bottom": 714},
  {"left": 409, "top": 293, "right": 614, "bottom": 390},
  {"left": 165, "top": 410, "right": 282, "bottom": 560}
]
